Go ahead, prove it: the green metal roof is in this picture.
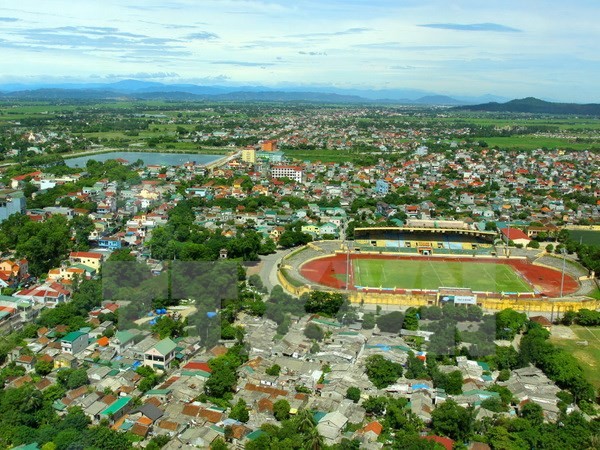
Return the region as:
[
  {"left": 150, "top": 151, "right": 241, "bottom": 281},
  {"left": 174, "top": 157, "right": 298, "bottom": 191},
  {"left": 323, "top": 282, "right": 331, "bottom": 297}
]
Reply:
[
  {"left": 245, "top": 430, "right": 266, "bottom": 441},
  {"left": 100, "top": 396, "right": 132, "bottom": 416},
  {"left": 145, "top": 389, "right": 172, "bottom": 395},
  {"left": 311, "top": 319, "right": 341, "bottom": 328},
  {"left": 61, "top": 331, "right": 87, "bottom": 343},
  {"left": 52, "top": 400, "right": 67, "bottom": 411},
  {"left": 152, "top": 338, "right": 176, "bottom": 355},
  {"left": 12, "top": 443, "right": 40, "bottom": 450},
  {"left": 477, "top": 361, "right": 491, "bottom": 371},
  {"left": 181, "top": 370, "right": 211, "bottom": 378},
  {"left": 462, "top": 389, "right": 500, "bottom": 398},
  {"left": 115, "top": 330, "right": 136, "bottom": 344},
  {"left": 71, "top": 263, "right": 96, "bottom": 273}
]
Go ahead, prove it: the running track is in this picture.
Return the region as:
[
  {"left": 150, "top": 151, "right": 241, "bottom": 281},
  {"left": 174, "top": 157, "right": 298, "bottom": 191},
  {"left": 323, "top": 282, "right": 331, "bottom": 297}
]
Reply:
[{"left": 299, "top": 254, "right": 579, "bottom": 297}]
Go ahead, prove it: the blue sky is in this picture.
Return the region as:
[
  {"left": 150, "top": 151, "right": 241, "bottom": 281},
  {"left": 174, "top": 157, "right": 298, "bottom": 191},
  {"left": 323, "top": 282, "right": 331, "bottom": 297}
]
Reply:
[{"left": 1, "top": 0, "right": 599, "bottom": 101}]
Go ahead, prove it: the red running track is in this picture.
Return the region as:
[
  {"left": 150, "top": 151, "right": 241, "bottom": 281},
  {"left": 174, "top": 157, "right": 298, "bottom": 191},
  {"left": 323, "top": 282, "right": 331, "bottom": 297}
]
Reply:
[{"left": 299, "top": 254, "right": 579, "bottom": 297}]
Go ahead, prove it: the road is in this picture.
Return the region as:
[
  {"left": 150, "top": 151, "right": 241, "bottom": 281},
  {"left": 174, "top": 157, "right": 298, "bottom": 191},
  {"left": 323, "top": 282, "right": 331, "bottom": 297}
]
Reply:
[{"left": 258, "top": 248, "right": 295, "bottom": 291}]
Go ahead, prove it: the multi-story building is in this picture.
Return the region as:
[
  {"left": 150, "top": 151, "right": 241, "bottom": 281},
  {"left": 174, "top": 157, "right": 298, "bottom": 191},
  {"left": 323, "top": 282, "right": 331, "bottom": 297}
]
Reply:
[
  {"left": 271, "top": 165, "right": 304, "bottom": 183},
  {"left": 0, "top": 190, "right": 26, "bottom": 223},
  {"left": 241, "top": 148, "right": 256, "bottom": 163},
  {"left": 61, "top": 331, "right": 89, "bottom": 355}
]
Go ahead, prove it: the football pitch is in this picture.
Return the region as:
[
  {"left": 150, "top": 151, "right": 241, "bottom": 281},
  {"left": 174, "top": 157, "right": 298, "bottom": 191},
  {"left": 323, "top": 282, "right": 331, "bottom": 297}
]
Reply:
[{"left": 352, "top": 258, "right": 533, "bottom": 292}]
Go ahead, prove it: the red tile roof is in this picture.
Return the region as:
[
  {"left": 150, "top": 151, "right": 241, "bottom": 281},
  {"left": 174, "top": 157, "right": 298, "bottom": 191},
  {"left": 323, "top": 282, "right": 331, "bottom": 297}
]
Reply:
[{"left": 421, "top": 435, "right": 454, "bottom": 450}]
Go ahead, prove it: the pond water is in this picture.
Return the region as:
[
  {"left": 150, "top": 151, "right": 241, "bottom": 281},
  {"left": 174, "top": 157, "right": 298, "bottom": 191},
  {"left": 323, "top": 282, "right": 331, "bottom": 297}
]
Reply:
[{"left": 65, "top": 151, "right": 222, "bottom": 168}]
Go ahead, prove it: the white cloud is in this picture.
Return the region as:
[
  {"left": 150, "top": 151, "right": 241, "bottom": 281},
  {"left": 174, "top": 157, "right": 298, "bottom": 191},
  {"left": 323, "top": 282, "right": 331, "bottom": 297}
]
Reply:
[{"left": 0, "top": 0, "right": 598, "bottom": 101}]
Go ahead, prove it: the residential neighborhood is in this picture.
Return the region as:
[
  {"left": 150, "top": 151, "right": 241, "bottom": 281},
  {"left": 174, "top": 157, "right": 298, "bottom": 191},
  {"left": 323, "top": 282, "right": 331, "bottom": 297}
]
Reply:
[{"left": 0, "top": 102, "right": 599, "bottom": 450}]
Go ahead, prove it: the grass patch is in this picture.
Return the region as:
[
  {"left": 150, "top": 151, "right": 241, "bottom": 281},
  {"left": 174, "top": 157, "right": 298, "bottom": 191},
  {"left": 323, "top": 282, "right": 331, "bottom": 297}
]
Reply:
[
  {"left": 483, "top": 136, "right": 594, "bottom": 150},
  {"left": 352, "top": 259, "right": 532, "bottom": 292},
  {"left": 550, "top": 326, "right": 600, "bottom": 389},
  {"left": 567, "top": 230, "right": 600, "bottom": 247}
]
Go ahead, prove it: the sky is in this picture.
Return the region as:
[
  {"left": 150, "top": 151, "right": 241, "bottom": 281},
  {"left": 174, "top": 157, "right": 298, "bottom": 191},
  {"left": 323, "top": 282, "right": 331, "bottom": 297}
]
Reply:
[{"left": 1, "top": 0, "right": 599, "bottom": 102}]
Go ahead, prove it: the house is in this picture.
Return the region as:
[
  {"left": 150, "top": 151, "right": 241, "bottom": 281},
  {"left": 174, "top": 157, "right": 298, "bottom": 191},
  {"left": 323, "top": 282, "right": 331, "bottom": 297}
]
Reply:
[
  {"left": 500, "top": 227, "right": 531, "bottom": 247},
  {"left": 69, "top": 252, "right": 104, "bottom": 271},
  {"left": 421, "top": 435, "right": 455, "bottom": 450},
  {"left": 98, "top": 237, "right": 123, "bottom": 250},
  {"left": 530, "top": 315, "right": 552, "bottom": 330},
  {"left": 111, "top": 330, "right": 137, "bottom": 354},
  {"left": 0, "top": 259, "right": 29, "bottom": 280},
  {"left": 144, "top": 338, "right": 177, "bottom": 370},
  {"left": 61, "top": 331, "right": 89, "bottom": 355},
  {"left": 14, "top": 282, "right": 70, "bottom": 307},
  {"left": 15, "top": 354, "right": 36, "bottom": 372},
  {"left": 375, "top": 179, "right": 389, "bottom": 195},
  {"left": 319, "top": 223, "right": 338, "bottom": 237},
  {"left": 99, "top": 396, "right": 132, "bottom": 423},
  {"left": 54, "top": 353, "right": 77, "bottom": 369},
  {"left": 317, "top": 411, "right": 348, "bottom": 444}
]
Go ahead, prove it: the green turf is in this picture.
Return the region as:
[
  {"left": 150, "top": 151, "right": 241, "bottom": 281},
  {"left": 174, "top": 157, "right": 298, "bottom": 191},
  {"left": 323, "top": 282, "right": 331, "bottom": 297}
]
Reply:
[
  {"left": 550, "top": 326, "right": 600, "bottom": 389},
  {"left": 567, "top": 230, "right": 600, "bottom": 247},
  {"left": 352, "top": 259, "right": 532, "bottom": 292}
]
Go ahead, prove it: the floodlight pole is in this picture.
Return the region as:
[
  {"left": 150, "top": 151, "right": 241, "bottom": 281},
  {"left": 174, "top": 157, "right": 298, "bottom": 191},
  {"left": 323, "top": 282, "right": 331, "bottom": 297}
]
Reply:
[
  {"left": 345, "top": 239, "right": 351, "bottom": 291},
  {"left": 559, "top": 248, "right": 566, "bottom": 298}
]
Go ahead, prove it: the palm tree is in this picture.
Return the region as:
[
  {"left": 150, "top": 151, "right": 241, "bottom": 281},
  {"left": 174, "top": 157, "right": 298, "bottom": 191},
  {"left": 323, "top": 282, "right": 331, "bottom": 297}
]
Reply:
[
  {"left": 296, "top": 409, "right": 316, "bottom": 434},
  {"left": 586, "top": 434, "right": 600, "bottom": 450},
  {"left": 304, "top": 428, "right": 324, "bottom": 450}
]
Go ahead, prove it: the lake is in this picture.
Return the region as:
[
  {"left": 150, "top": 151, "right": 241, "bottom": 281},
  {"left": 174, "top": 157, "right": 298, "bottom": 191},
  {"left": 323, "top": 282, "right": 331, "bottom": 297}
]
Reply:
[{"left": 65, "top": 151, "right": 223, "bottom": 168}]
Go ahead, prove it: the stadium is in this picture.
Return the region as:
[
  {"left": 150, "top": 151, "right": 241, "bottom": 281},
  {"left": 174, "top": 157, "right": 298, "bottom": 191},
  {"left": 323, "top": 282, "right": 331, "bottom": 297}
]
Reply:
[{"left": 280, "top": 221, "right": 597, "bottom": 306}]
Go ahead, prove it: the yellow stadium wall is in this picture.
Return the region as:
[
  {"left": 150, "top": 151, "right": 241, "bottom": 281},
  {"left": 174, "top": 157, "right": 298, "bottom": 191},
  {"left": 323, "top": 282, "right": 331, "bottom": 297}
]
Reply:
[{"left": 277, "top": 267, "right": 600, "bottom": 313}]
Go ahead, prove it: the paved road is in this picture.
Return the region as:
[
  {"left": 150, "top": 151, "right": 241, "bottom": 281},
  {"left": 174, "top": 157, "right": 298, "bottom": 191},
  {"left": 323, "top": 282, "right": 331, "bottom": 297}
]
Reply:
[{"left": 258, "top": 248, "right": 295, "bottom": 291}]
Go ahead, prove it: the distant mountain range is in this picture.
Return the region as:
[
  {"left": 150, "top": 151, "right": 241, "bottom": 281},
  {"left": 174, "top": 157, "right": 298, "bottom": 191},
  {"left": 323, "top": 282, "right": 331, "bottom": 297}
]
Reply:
[
  {"left": 455, "top": 97, "right": 600, "bottom": 115},
  {"left": 0, "top": 79, "right": 511, "bottom": 105}
]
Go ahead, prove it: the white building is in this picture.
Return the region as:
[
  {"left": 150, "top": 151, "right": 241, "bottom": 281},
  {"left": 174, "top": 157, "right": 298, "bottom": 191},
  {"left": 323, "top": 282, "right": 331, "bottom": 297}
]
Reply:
[{"left": 271, "top": 165, "right": 304, "bottom": 183}]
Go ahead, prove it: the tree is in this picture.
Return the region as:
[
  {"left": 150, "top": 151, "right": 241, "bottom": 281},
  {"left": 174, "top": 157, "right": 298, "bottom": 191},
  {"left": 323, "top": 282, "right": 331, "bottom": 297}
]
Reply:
[
  {"left": 362, "top": 313, "right": 376, "bottom": 330},
  {"left": 346, "top": 387, "right": 361, "bottom": 403},
  {"left": 34, "top": 360, "right": 53, "bottom": 376},
  {"left": 520, "top": 402, "right": 543, "bottom": 426},
  {"left": 71, "top": 215, "right": 95, "bottom": 250},
  {"left": 527, "top": 240, "right": 540, "bottom": 249},
  {"left": 212, "top": 438, "right": 229, "bottom": 449},
  {"left": 229, "top": 399, "right": 249, "bottom": 423},
  {"left": 495, "top": 309, "right": 527, "bottom": 340},
  {"left": 265, "top": 364, "right": 281, "bottom": 376},
  {"left": 405, "top": 352, "right": 428, "bottom": 379},
  {"left": 365, "top": 355, "right": 403, "bottom": 388},
  {"left": 362, "top": 396, "right": 388, "bottom": 416},
  {"left": 273, "top": 399, "right": 291, "bottom": 421},
  {"left": 546, "top": 244, "right": 554, "bottom": 253},
  {"left": 403, "top": 308, "right": 419, "bottom": 331},
  {"left": 151, "top": 315, "right": 184, "bottom": 339},
  {"left": 497, "top": 369, "right": 510, "bottom": 382},
  {"left": 430, "top": 399, "right": 472, "bottom": 442},
  {"left": 304, "top": 323, "right": 324, "bottom": 341},
  {"left": 480, "top": 397, "right": 507, "bottom": 413},
  {"left": 444, "top": 371, "right": 464, "bottom": 395},
  {"left": 303, "top": 291, "right": 346, "bottom": 316},
  {"left": 376, "top": 311, "right": 404, "bottom": 333}
]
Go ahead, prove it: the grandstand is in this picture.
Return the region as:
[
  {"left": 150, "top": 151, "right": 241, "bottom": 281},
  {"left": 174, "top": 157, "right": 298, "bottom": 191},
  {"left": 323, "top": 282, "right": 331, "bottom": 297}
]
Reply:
[{"left": 354, "top": 220, "right": 496, "bottom": 256}]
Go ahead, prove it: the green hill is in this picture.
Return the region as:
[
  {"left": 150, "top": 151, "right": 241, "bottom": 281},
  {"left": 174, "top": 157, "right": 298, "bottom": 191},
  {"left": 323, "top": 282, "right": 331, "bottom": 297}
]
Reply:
[{"left": 455, "top": 97, "right": 600, "bottom": 115}]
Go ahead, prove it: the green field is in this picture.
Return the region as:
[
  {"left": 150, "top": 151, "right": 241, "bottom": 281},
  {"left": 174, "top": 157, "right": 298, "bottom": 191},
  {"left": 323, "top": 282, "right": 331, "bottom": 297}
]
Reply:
[
  {"left": 567, "top": 230, "right": 600, "bottom": 247},
  {"left": 352, "top": 259, "right": 532, "bottom": 292},
  {"left": 551, "top": 326, "right": 600, "bottom": 389}
]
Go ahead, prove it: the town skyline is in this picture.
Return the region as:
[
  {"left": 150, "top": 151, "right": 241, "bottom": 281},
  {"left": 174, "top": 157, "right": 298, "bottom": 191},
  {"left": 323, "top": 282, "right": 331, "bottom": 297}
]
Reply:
[{"left": 1, "top": 0, "right": 599, "bottom": 102}]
